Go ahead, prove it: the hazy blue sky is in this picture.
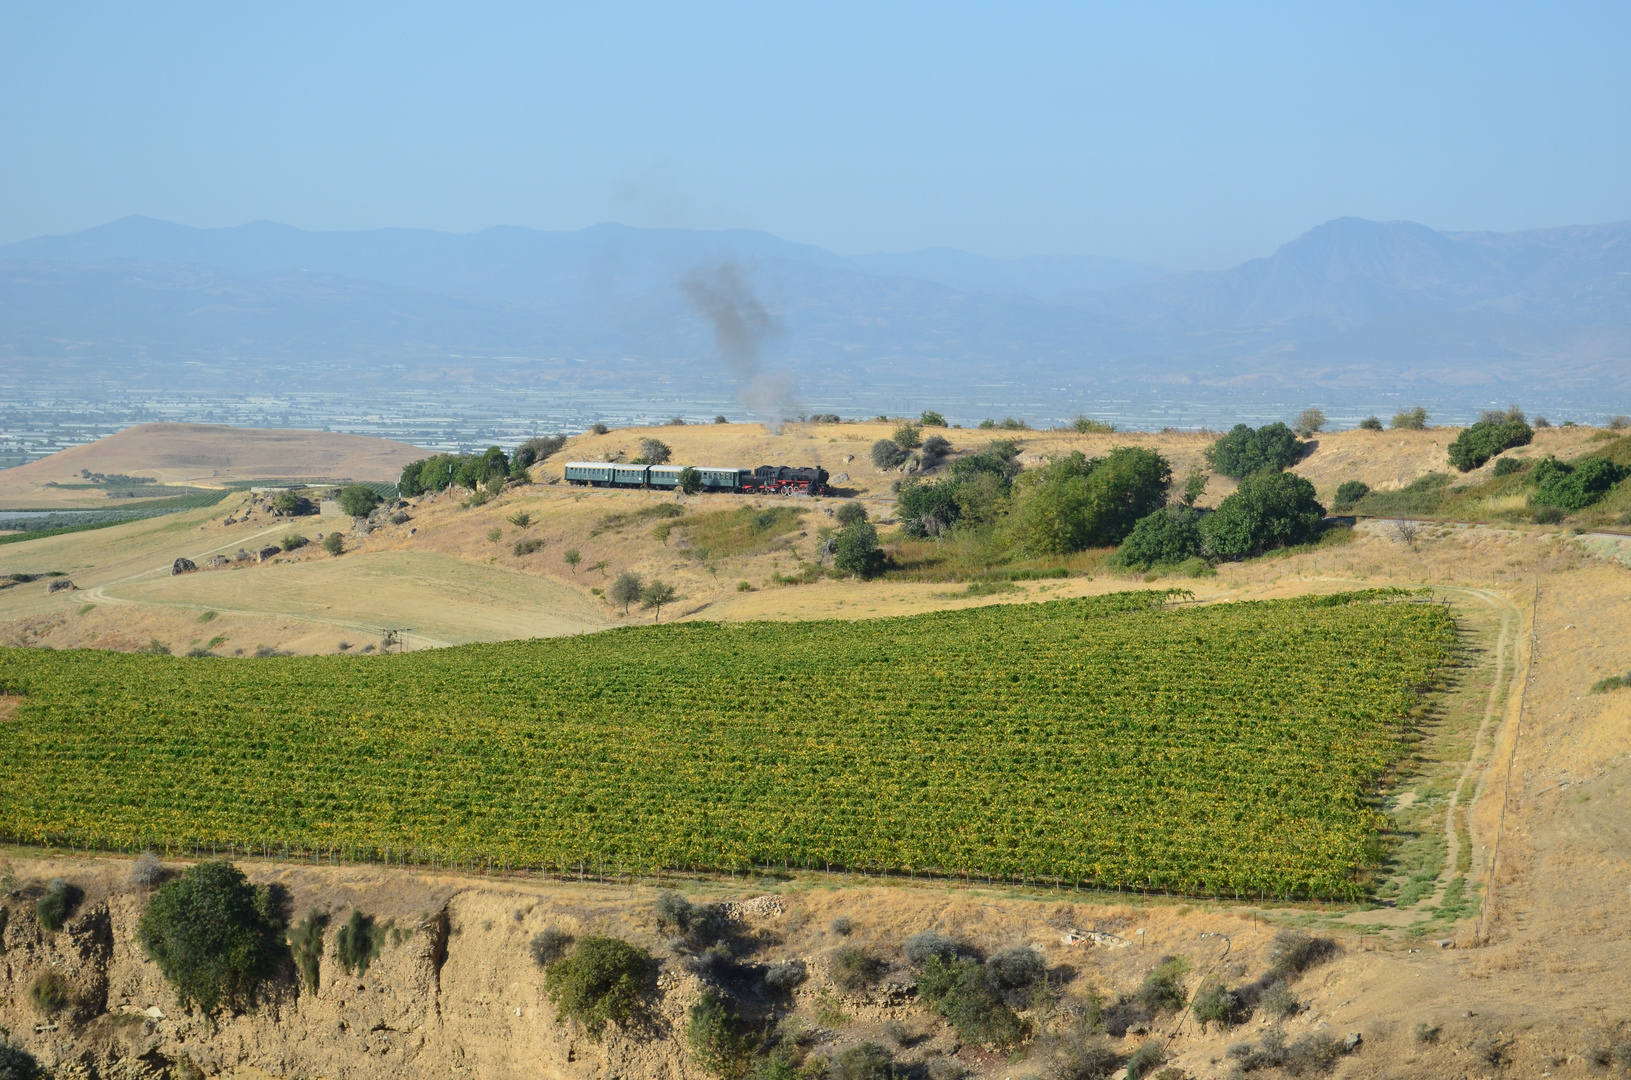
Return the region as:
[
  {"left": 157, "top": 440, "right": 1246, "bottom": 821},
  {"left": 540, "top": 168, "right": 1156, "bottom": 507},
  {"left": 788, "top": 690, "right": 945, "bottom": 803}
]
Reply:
[{"left": 2, "top": 2, "right": 1627, "bottom": 269}]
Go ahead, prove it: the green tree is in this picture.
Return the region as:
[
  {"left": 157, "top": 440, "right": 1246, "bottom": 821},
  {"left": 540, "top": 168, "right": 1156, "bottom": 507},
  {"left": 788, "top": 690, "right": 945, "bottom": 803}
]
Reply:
[
  {"left": 1531, "top": 455, "right": 1627, "bottom": 510},
  {"left": 1180, "top": 469, "right": 1209, "bottom": 507},
  {"left": 322, "top": 532, "right": 344, "bottom": 556},
  {"left": 835, "top": 501, "right": 868, "bottom": 527},
  {"left": 641, "top": 580, "right": 677, "bottom": 621},
  {"left": 637, "top": 438, "right": 672, "bottom": 465},
  {"left": 1391, "top": 406, "right": 1429, "bottom": 430},
  {"left": 1332, "top": 481, "right": 1370, "bottom": 510},
  {"left": 1011, "top": 447, "right": 1172, "bottom": 554},
  {"left": 686, "top": 991, "right": 750, "bottom": 1078},
  {"left": 542, "top": 936, "right": 652, "bottom": 1041},
  {"left": 834, "top": 522, "right": 884, "bottom": 578},
  {"left": 1293, "top": 408, "right": 1326, "bottom": 436},
  {"left": 338, "top": 484, "right": 382, "bottom": 517},
  {"left": 871, "top": 439, "right": 908, "bottom": 469},
  {"left": 1201, "top": 471, "right": 1325, "bottom": 557},
  {"left": 1358, "top": 415, "right": 1384, "bottom": 431},
  {"left": 1446, "top": 418, "right": 1534, "bottom": 471},
  {"left": 136, "top": 861, "right": 286, "bottom": 1014},
  {"left": 1204, "top": 423, "right": 1301, "bottom": 478},
  {"left": 677, "top": 467, "right": 703, "bottom": 495},
  {"left": 896, "top": 477, "right": 963, "bottom": 538},
  {"left": 1110, "top": 507, "right": 1204, "bottom": 569},
  {"left": 610, "top": 571, "right": 643, "bottom": 615},
  {"left": 891, "top": 421, "right": 923, "bottom": 449},
  {"left": 564, "top": 548, "right": 582, "bottom": 573},
  {"left": 920, "top": 410, "right": 947, "bottom": 427}
]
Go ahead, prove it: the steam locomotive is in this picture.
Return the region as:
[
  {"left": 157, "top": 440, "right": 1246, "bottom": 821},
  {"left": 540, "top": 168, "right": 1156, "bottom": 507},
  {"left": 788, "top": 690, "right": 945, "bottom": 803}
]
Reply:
[{"left": 564, "top": 462, "right": 829, "bottom": 495}]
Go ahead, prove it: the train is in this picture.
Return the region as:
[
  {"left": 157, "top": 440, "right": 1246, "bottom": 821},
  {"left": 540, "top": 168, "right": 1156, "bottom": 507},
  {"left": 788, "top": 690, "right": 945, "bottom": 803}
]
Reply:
[{"left": 564, "top": 462, "right": 830, "bottom": 495}]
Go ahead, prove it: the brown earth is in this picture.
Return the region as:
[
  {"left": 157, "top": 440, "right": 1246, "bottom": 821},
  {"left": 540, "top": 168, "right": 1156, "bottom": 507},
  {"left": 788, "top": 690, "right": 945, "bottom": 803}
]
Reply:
[{"left": 0, "top": 423, "right": 427, "bottom": 509}]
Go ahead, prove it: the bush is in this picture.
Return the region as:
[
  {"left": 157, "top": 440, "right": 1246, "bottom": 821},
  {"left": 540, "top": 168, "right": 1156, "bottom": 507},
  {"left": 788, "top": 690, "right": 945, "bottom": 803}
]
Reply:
[
  {"left": 1492, "top": 456, "right": 1525, "bottom": 477},
  {"left": 515, "top": 537, "right": 544, "bottom": 556},
  {"left": 1190, "top": 979, "right": 1242, "bottom": 1030},
  {"left": 543, "top": 936, "right": 653, "bottom": 1040},
  {"left": 834, "top": 522, "right": 884, "bottom": 578},
  {"left": 832, "top": 1043, "right": 895, "bottom": 1080},
  {"left": 1204, "top": 423, "right": 1301, "bottom": 478},
  {"left": 835, "top": 501, "right": 868, "bottom": 527},
  {"left": 688, "top": 991, "right": 750, "bottom": 1078},
  {"left": 1123, "top": 1041, "right": 1165, "bottom": 1080},
  {"left": 1332, "top": 480, "right": 1370, "bottom": 510},
  {"left": 287, "top": 909, "right": 329, "bottom": 991},
  {"left": 1590, "top": 673, "right": 1629, "bottom": 694},
  {"left": 136, "top": 861, "right": 286, "bottom": 1014},
  {"left": 917, "top": 955, "right": 1024, "bottom": 1049},
  {"left": 1531, "top": 454, "right": 1628, "bottom": 510},
  {"left": 1258, "top": 980, "right": 1298, "bottom": 1019},
  {"left": 131, "top": 852, "right": 164, "bottom": 887},
  {"left": 1267, "top": 931, "right": 1338, "bottom": 979},
  {"left": 1069, "top": 416, "right": 1116, "bottom": 433},
  {"left": 641, "top": 580, "right": 678, "bottom": 620},
  {"left": 531, "top": 928, "right": 574, "bottom": 966},
  {"left": 610, "top": 571, "right": 644, "bottom": 614},
  {"left": 27, "top": 971, "right": 69, "bottom": 1014},
  {"left": 1358, "top": 416, "right": 1384, "bottom": 431},
  {"left": 1534, "top": 505, "right": 1565, "bottom": 524},
  {"left": 1202, "top": 471, "right": 1325, "bottom": 557},
  {"left": 872, "top": 439, "right": 909, "bottom": 470},
  {"left": 1447, "top": 419, "right": 1534, "bottom": 471},
  {"left": 35, "top": 879, "right": 76, "bottom": 931},
  {"left": 1013, "top": 447, "right": 1173, "bottom": 554},
  {"left": 638, "top": 438, "right": 672, "bottom": 465},
  {"left": 1046, "top": 1034, "right": 1121, "bottom": 1080},
  {"left": 1133, "top": 956, "right": 1190, "bottom": 1014},
  {"left": 892, "top": 422, "right": 924, "bottom": 450},
  {"left": 1293, "top": 408, "right": 1326, "bottom": 436},
  {"left": 903, "top": 931, "right": 960, "bottom": 967},
  {"left": 830, "top": 946, "right": 883, "bottom": 990},
  {"left": 1110, "top": 507, "right": 1204, "bottom": 569},
  {"left": 0, "top": 1041, "right": 42, "bottom": 1080},
  {"left": 519, "top": 434, "right": 568, "bottom": 464},
  {"left": 335, "top": 909, "right": 383, "bottom": 974},
  {"left": 280, "top": 533, "right": 309, "bottom": 551},
  {"left": 830, "top": 915, "right": 853, "bottom": 936},
  {"left": 984, "top": 946, "right": 1045, "bottom": 1008},
  {"left": 322, "top": 532, "right": 344, "bottom": 556},
  {"left": 919, "top": 434, "right": 953, "bottom": 469},
  {"left": 655, "top": 890, "right": 697, "bottom": 932},
  {"left": 589, "top": 422, "right": 610, "bottom": 435},
  {"left": 765, "top": 959, "right": 807, "bottom": 991},
  {"left": 920, "top": 411, "right": 947, "bottom": 427},
  {"left": 338, "top": 484, "right": 382, "bottom": 517},
  {"left": 679, "top": 467, "right": 703, "bottom": 495},
  {"left": 1391, "top": 406, "right": 1429, "bottom": 430}
]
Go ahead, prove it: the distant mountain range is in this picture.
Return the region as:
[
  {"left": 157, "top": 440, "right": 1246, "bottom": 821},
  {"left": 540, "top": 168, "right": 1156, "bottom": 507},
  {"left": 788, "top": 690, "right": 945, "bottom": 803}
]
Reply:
[{"left": 4, "top": 214, "right": 1629, "bottom": 410}]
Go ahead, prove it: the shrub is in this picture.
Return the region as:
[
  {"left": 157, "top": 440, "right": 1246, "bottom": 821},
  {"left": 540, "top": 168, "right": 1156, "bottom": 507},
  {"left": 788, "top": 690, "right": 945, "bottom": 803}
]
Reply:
[
  {"left": 0, "top": 1041, "right": 42, "bottom": 1080},
  {"left": 322, "top": 532, "right": 344, "bottom": 556},
  {"left": 1133, "top": 956, "right": 1189, "bottom": 1014},
  {"left": 872, "top": 439, "right": 909, "bottom": 470},
  {"left": 1533, "top": 415, "right": 1552, "bottom": 428},
  {"left": 1204, "top": 423, "right": 1301, "bottom": 478},
  {"left": 896, "top": 477, "right": 963, "bottom": 538},
  {"left": 589, "top": 422, "right": 610, "bottom": 435},
  {"left": 679, "top": 467, "right": 703, "bottom": 495},
  {"left": 338, "top": 484, "right": 382, "bottom": 517},
  {"left": 1258, "top": 980, "right": 1298, "bottom": 1019},
  {"left": 515, "top": 537, "right": 544, "bottom": 556},
  {"left": 832, "top": 1043, "right": 895, "bottom": 1080},
  {"left": 508, "top": 510, "right": 533, "bottom": 528},
  {"left": 35, "top": 879, "right": 76, "bottom": 931},
  {"left": 714, "top": 415, "right": 730, "bottom": 424},
  {"left": 1391, "top": 406, "right": 1429, "bottom": 430},
  {"left": 335, "top": 909, "right": 383, "bottom": 974},
  {"left": 765, "top": 959, "right": 807, "bottom": 991},
  {"left": 1293, "top": 408, "right": 1326, "bottom": 436},
  {"left": 1123, "top": 1041, "right": 1165, "bottom": 1080},
  {"left": 688, "top": 991, "right": 750, "bottom": 1078},
  {"left": 280, "top": 533, "right": 308, "bottom": 551},
  {"left": 1358, "top": 415, "right": 1384, "bottom": 431},
  {"left": 1069, "top": 416, "right": 1116, "bottom": 433},
  {"left": 543, "top": 936, "right": 653, "bottom": 1040},
  {"left": 1110, "top": 507, "right": 1204, "bottom": 569},
  {"left": 834, "top": 522, "right": 884, "bottom": 578},
  {"left": 519, "top": 434, "right": 568, "bottom": 464},
  {"left": 640, "top": 580, "right": 678, "bottom": 620},
  {"left": 28, "top": 971, "right": 69, "bottom": 1014},
  {"left": 1492, "top": 456, "right": 1524, "bottom": 478},
  {"left": 830, "top": 946, "right": 883, "bottom": 990},
  {"left": 1013, "top": 447, "right": 1173, "bottom": 554},
  {"left": 1411, "top": 1021, "right": 1440, "bottom": 1045},
  {"left": 903, "top": 931, "right": 959, "bottom": 968},
  {"left": 130, "top": 852, "right": 164, "bottom": 887},
  {"left": 531, "top": 928, "right": 574, "bottom": 966},
  {"left": 1611, "top": 415, "right": 1631, "bottom": 431},
  {"left": 136, "top": 861, "right": 286, "bottom": 1014},
  {"left": 1282, "top": 1033, "right": 1345, "bottom": 1076},
  {"left": 1589, "top": 673, "right": 1628, "bottom": 694},
  {"left": 917, "top": 955, "right": 1024, "bottom": 1049},
  {"left": 655, "top": 890, "right": 697, "bottom": 932},
  {"left": 1047, "top": 1034, "right": 1121, "bottom": 1080},
  {"left": 919, "top": 434, "right": 953, "bottom": 469},
  {"left": 920, "top": 411, "right": 947, "bottom": 427},
  {"left": 892, "top": 422, "right": 924, "bottom": 450},
  {"left": 1447, "top": 418, "right": 1533, "bottom": 471},
  {"left": 1332, "top": 480, "right": 1370, "bottom": 510},
  {"left": 287, "top": 909, "right": 329, "bottom": 991},
  {"left": 1190, "top": 979, "right": 1242, "bottom": 1030},
  {"left": 835, "top": 501, "right": 867, "bottom": 527},
  {"left": 985, "top": 946, "right": 1045, "bottom": 1008},
  {"left": 487, "top": 526, "right": 504, "bottom": 543},
  {"left": 1531, "top": 455, "right": 1628, "bottom": 510},
  {"left": 1266, "top": 931, "right": 1338, "bottom": 979},
  {"left": 1201, "top": 471, "right": 1325, "bottom": 557},
  {"left": 632, "top": 438, "right": 670, "bottom": 465},
  {"left": 830, "top": 915, "right": 853, "bottom": 936},
  {"left": 1533, "top": 505, "right": 1565, "bottom": 524},
  {"left": 610, "top": 571, "right": 644, "bottom": 615}
]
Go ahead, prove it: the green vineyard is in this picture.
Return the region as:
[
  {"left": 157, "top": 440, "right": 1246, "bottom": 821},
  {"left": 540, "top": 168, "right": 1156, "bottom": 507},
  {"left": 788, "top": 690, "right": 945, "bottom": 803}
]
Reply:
[{"left": 0, "top": 590, "right": 1453, "bottom": 899}]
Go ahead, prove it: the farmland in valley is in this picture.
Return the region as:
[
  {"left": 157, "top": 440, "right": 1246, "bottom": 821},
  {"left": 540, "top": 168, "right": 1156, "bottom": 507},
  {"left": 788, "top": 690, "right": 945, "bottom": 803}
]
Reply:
[{"left": 0, "top": 589, "right": 1453, "bottom": 898}]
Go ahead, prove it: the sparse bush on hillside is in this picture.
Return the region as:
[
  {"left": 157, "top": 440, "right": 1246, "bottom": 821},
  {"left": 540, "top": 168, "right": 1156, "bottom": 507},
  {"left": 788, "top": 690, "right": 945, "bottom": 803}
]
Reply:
[
  {"left": 27, "top": 971, "right": 68, "bottom": 1015},
  {"left": 1332, "top": 480, "right": 1370, "bottom": 510},
  {"left": 542, "top": 935, "right": 653, "bottom": 1041},
  {"left": 1533, "top": 505, "right": 1565, "bottom": 524},
  {"left": 765, "top": 959, "right": 807, "bottom": 991},
  {"left": 1201, "top": 471, "right": 1325, "bottom": 557},
  {"left": 1204, "top": 423, "right": 1301, "bottom": 478},
  {"left": 280, "top": 533, "right": 308, "bottom": 551},
  {"left": 515, "top": 537, "right": 544, "bottom": 556},
  {"left": 1391, "top": 406, "right": 1430, "bottom": 430},
  {"left": 831, "top": 1043, "right": 896, "bottom": 1080},
  {"left": 1068, "top": 415, "right": 1116, "bottom": 433},
  {"left": 35, "top": 879, "right": 77, "bottom": 932},
  {"left": 655, "top": 890, "right": 697, "bottom": 933},
  {"left": 916, "top": 954, "right": 1024, "bottom": 1049},
  {"left": 610, "top": 571, "right": 643, "bottom": 615},
  {"left": 833, "top": 522, "right": 884, "bottom": 578},
  {"left": 335, "top": 909, "right": 384, "bottom": 974},
  {"left": 835, "top": 501, "right": 867, "bottom": 527},
  {"left": 679, "top": 466, "right": 703, "bottom": 495},
  {"left": 1358, "top": 415, "right": 1384, "bottom": 431},
  {"left": 323, "top": 532, "right": 344, "bottom": 556},
  {"left": 985, "top": 946, "right": 1045, "bottom": 1008},
  {"left": 1110, "top": 506, "right": 1204, "bottom": 570},
  {"left": 1259, "top": 980, "right": 1299, "bottom": 1019},
  {"left": 287, "top": 909, "right": 329, "bottom": 992},
  {"left": 1492, "top": 456, "right": 1525, "bottom": 477},
  {"left": 920, "top": 411, "right": 947, "bottom": 427},
  {"left": 1447, "top": 417, "right": 1533, "bottom": 471},
  {"left": 1293, "top": 408, "right": 1326, "bottom": 436},
  {"left": 1190, "top": 979, "right": 1244, "bottom": 1030},
  {"left": 136, "top": 861, "right": 286, "bottom": 1014},
  {"left": 903, "top": 931, "right": 959, "bottom": 968},
  {"left": 640, "top": 579, "right": 677, "bottom": 620},
  {"left": 338, "top": 484, "right": 382, "bottom": 517},
  {"left": 1132, "top": 955, "right": 1190, "bottom": 1014},
  {"left": 589, "top": 422, "right": 610, "bottom": 435},
  {"left": 531, "top": 928, "right": 574, "bottom": 966},
  {"left": 830, "top": 946, "right": 883, "bottom": 990},
  {"left": 829, "top": 915, "right": 853, "bottom": 936},
  {"left": 518, "top": 434, "right": 568, "bottom": 465},
  {"left": 872, "top": 439, "right": 909, "bottom": 470},
  {"left": 687, "top": 991, "right": 750, "bottom": 1078},
  {"left": 1266, "top": 930, "right": 1339, "bottom": 979},
  {"left": 637, "top": 438, "right": 672, "bottom": 465},
  {"left": 1123, "top": 1041, "right": 1166, "bottom": 1080},
  {"left": 892, "top": 422, "right": 923, "bottom": 450},
  {"left": 130, "top": 853, "right": 165, "bottom": 888}
]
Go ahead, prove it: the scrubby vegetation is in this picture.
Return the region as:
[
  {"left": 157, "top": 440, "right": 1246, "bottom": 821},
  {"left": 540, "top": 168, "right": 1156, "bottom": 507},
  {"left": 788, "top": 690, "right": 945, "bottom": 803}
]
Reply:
[
  {"left": 287, "top": 909, "right": 329, "bottom": 991},
  {"left": 335, "top": 909, "right": 384, "bottom": 974},
  {"left": 543, "top": 936, "right": 653, "bottom": 1040},
  {"left": 34, "top": 878, "right": 76, "bottom": 931},
  {"left": 1447, "top": 409, "right": 1533, "bottom": 471},
  {"left": 687, "top": 991, "right": 750, "bottom": 1078},
  {"left": 136, "top": 861, "right": 287, "bottom": 1014},
  {"left": 1204, "top": 423, "right": 1301, "bottom": 478},
  {"left": 398, "top": 446, "right": 514, "bottom": 496}
]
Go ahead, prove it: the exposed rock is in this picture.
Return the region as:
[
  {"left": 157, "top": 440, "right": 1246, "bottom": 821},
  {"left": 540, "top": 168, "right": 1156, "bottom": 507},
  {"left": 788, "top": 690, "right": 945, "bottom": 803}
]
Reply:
[
  {"left": 233, "top": 549, "right": 252, "bottom": 563},
  {"left": 258, "top": 546, "right": 282, "bottom": 563},
  {"left": 46, "top": 578, "right": 76, "bottom": 593},
  {"left": 170, "top": 558, "right": 196, "bottom": 575},
  {"left": 207, "top": 555, "right": 231, "bottom": 568}
]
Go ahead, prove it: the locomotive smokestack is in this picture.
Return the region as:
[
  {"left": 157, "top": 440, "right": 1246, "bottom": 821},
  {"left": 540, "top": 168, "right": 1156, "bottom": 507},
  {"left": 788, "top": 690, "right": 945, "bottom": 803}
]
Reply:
[{"left": 678, "top": 260, "right": 797, "bottom": 430}]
